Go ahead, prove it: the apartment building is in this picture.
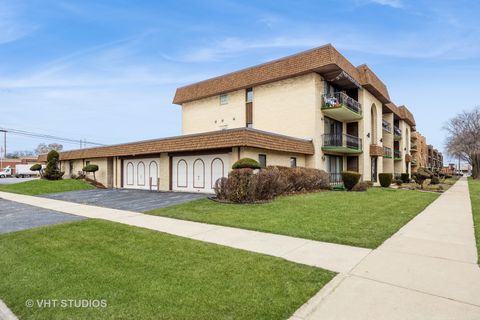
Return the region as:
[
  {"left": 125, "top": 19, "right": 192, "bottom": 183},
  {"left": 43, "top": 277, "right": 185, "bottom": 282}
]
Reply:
[
  {"left": 427, "top": 145, "right": 444, "bottom": 170},
  {"left": 41, "top": 44, "right": 422, "bottom": 193},
  {"left": 411, "top": 131, "right": 428, "bottom": 172}
]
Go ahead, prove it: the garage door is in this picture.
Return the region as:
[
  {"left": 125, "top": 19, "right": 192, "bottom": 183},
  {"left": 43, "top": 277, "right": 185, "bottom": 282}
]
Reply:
[
  {"left": 123, "top": 158, "right": 160, "bottom": 190},
  {"left": 172, "top": 153, "right": 230, "bottom": 193}
]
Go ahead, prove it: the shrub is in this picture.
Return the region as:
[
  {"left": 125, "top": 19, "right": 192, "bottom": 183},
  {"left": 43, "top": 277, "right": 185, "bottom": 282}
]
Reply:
[
  {"left": 400, "top": 173, "right": 410, "bottom": 183},
  {"left": 232, "top": 158, "right": 261, "bottom": 170},
  {"left": 352, "top": 181, "right": 369, "bottom": 192},
  {"left": 365, "top": 181, "right": 374, "bottom": 188},
  {"left": 395, "top": 179, "right": 403, "bottom": 186},
  {"left": 379, "top": 173, "right": 393, "bottom": 187},
  {"left": 341, "top": 171, "right": 361, "bottom": 191},
  {"left": 43, "top": 150, "right": 64, "bottom": 180},
  {"left": 214, "top": 166, "right": 330, "bottom": 203},
  {"left": 430, "top": 176, "right": 440, "bottom": 185},
  {"left": 412, "top": 167, "right": 433, "bottom": 189},
  {"left": 83, "top": 164, "right": 99, "bottom": 181}
]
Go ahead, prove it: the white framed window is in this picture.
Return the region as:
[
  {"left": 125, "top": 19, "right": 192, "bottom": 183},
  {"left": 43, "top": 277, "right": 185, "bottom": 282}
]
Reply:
[
  {"left": 290, "top": 157, "right": 297, "bottom": 168},
  {"left": 220, "top": 94, "right": 228, "bottom": 105}
]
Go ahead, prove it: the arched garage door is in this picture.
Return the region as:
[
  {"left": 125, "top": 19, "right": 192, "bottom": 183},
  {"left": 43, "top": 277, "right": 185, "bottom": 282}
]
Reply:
[
  {"left": 172, "top": 153, "right": 229, "bottom": 193},
  {"left": 123, "top": 158, "right": 160, "bottom": 190}
]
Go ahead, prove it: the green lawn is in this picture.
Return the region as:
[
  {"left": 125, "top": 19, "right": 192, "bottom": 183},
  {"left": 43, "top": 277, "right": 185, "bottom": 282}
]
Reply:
[
  {"left": 0, "top": 220, "right": 334, "bottom": 320},
  {"left": 468, "top": 177, "right": 480, "bottom": 264},
  {"left": 0, "top": 179, "right": 94, "bottom": 195},
  {"left": 147, "top": 188, "right": 439, "bottom": 249}
]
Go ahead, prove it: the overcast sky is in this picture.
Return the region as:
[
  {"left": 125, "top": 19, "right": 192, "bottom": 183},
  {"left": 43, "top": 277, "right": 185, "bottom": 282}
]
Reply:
[{"left": 0, "top": 0, "right": 479, "bottom": 163}]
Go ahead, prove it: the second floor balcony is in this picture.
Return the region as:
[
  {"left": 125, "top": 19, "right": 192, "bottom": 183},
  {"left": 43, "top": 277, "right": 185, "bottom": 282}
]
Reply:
[
  {"left": 322, "top": 133, "right": 362, "bottom": 154},
  {"left": 382, "top": 119, "right": 392, "bottom": 133},
  {"left": 394, "top": 125, "right": 402, "bottom": 140},
  {"left": 322, "top": 92, "right": 362, "bottom": 122}
]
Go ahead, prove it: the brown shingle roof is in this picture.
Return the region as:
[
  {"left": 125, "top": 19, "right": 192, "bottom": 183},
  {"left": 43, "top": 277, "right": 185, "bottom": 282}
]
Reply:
[
  {"left": 397, "top": 105, "right": 416, "bottom": 127},
  {"left": 173, "top": 44, "right": 391, "bottom": 105},
  {"left": 38, "top": 128, "right": 314, "bottom": 161},
  {"left": 356, "top": 64, "right": 390, "bottom": 103}
]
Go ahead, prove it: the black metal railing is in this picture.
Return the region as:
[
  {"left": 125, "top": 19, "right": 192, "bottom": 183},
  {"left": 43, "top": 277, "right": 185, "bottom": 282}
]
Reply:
[
  {"left": 322, "top": 92, "right": 362, "bottom": 115},
  {"left": 322, "top": 133, "right": 362, "bottom": 151},
  {"left": 394, "top": 149, "right": 402, "bottom": 159},
  {"left": 383, "top": 146, "right": 392, "bottom": 158},
  {"left": 394, "top": 125, "right": 402, "bottom": 137},
  {"left": 382, "top": 119, "right": 392, "bottom": 133}
]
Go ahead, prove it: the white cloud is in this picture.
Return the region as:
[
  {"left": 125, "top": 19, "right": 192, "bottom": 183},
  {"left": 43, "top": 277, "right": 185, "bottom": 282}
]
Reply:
[
  {"left": 0, "top": 2, "right": 35, "bottom": 44},
  {"left": 368, "top": 0, "right": 403, "bottom": 8}
]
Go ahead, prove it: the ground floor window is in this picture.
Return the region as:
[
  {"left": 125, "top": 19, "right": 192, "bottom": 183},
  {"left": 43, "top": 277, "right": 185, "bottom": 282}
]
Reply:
[
  {"left": 290, "top": 157, "right": 297, "bottom": 168},
  {"left": 258, "top": 154, "right": 267, "bottom": 168},
  {"left": 326, "top": 155, "right": 343, "bottom": 184}
]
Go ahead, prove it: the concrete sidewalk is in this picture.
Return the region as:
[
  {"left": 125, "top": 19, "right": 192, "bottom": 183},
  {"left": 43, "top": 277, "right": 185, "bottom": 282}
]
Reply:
[
  {"left": 292, "top": 177, "right": 480, "bottom": 319},
  {"left": 0, "top": 191, "right": 370, "bottom": 273}
]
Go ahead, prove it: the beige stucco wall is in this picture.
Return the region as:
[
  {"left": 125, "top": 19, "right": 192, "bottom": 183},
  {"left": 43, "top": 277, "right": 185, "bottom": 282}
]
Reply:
[
  {"left": 182, "top": 89, "right": 245, "bottom": 134},
  {"left": 240, "top": 147, "right": 306, "bottom": 168},
  {"left": 159, "top": 153, "right": 170, "bottom": 191},
  {"left": 358, "top": 89, "right": 384, "bottom": 181},
  {"left": 61, "top": 157, "right": 112, "bottom": 188}
]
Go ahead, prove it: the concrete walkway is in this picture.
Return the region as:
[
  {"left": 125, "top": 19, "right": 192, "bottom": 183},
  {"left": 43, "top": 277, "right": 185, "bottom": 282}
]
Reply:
[
  {"left": 0, "top": 191, "right": 370, "bottom": 273},
  {"left": 292, "top": 177, "right": 480, "bottom": 319}
]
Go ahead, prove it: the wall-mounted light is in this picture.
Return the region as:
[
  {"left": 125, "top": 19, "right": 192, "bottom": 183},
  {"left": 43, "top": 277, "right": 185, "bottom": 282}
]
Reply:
[
  {"left": 380, "top": 138, "right": 383, "bottom": 143},
  {"left": 322, "top": 156, "right": 326, "bottom": 161},
  {"left": 367, "top": 133, "right": 370, "bottom": 138}
]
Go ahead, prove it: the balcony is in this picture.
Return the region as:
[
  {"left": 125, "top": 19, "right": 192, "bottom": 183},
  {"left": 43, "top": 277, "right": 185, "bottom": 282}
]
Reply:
[
  {"left": 383, "top": 146, "right": 393, "bottom": 158},
  {"left": 382, "top": 119, "right": 392, "bottom": 133},
  {"left": 405, "top": 154, "right": 412, "bottom": 163},
  {"left": 322, "top": 92, "right": 362, "bottom": 121},
  {"left": 322, "top": 133, "right": 362, "bottom": 154},
  {"left": 411, "top": 159, "right": 418, "bottom": 166},
  {"left": 394, "top": 149, "right": 402, "bottom": 160},
  {"left": 394, "top": 125, "right": 402, "bottom": 140},
  {"left": 410, "top": 143, "right": 417, "bottom": 152}
]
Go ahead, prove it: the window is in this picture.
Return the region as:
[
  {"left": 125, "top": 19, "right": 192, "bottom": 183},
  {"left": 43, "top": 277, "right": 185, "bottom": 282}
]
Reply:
[
  {"left": 220, "top": 94, "right": 228, "bottom": 105},
  {"left": 86, "top": 160, "right": 90, "bottom": 166},
  {"left": 246, "top": 88, "right": 253, "bottom": 102},
  {"left": 290, "top": 157, "right": 297, "bottom": 168},
  {"left": 258, "top": 154, "right": 266, "bottom": 168}
]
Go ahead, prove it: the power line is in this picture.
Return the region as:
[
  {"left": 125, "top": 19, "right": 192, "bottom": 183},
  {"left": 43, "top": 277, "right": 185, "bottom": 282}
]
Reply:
[{"left": 0, "top": 127, "right": 105, "bottom": 148}]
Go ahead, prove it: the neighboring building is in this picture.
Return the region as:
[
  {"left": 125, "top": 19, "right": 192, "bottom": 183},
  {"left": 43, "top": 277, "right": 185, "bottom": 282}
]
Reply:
[
  {"left": 40, "top": 44, "right": 423, "bottom": 193},
  {"left": 441, "top": 163, "right": 455, "bottom": 176},
  {"left": 0, "top": 157, "right": 38, "bottom": 175},
  {"left": 427, "top": 145, "right": 443, "bottom": 171},
  {"left": 410, "top": 131, "right": 428, "bottom": 172}
]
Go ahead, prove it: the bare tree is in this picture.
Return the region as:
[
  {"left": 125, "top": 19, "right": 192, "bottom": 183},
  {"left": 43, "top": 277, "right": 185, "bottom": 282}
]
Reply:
[
  {"left": 444, "top": 107, "right": 480, "bottom": 179},
  {"left": 35, "top": 143, "right": 64, "bottom": 155}
]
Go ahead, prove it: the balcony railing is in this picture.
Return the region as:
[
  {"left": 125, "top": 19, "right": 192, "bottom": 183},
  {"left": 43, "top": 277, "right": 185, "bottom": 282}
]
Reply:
[
  {"left": 383, "top": 146, "right": 393, "bottom": 158},
  {"left": 382, "top": 119, "right": 392, "bottom": 133},
  {"left": 394, "top": 125, "right": 402, "bottom": 137},
  {"left": 322, "top": 92, "right": 362, "bottom": 115},
  {"left": 322, "top": 133, "right": 362, "bottom": 153},
  {"left": 394, "top": 149, "right": 402, "bottom": 159}
]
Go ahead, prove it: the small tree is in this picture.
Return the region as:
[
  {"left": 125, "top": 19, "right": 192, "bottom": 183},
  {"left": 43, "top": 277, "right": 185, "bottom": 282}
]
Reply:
[
  {"left": 341, "top": 171, "right": 361, "bottom": 191},
  {"left": 30, "top": 163, "right": 43, "bottom": 177},
  {"left": 43, "top": 150, "right": 64, "bottom": 180},
  {"left": 83, "top": 164, "right": 99, "bottom": 181},
  {"left": 444, "top": 107, "right": 480, "bottom": 179}
]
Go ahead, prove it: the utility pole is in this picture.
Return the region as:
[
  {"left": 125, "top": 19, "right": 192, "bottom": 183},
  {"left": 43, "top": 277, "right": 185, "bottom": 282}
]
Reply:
[{"left": 0, "top": 129, "right": 6, "bottom": 170}]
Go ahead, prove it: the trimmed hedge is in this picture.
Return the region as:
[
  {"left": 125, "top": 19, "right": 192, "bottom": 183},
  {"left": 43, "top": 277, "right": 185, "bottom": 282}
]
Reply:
[
  {"left": 82, "top": 164, "right": 99, "bottom": 173},
  {"left": 379, "top": 173, "right": 393, "bottom": 187},
  {"left": 430, "top": 176, "right": 440, "bottom": 185},
  {"left": 232, "top": 158, "right": 261, "bottom": 170},
  {"left": 30, "top": 164, "right": 42, "bottom": 171},
  {"left": 341, "top": 171, "right": 361, "bottom": 191},
  {"left": 352, "top": 181, "right": 370, "bottom": 192}
]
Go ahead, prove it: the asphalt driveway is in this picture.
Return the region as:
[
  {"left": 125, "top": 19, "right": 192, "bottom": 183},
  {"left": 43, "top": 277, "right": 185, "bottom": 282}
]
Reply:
[
  {"left": 41, "top": 189, "right": 208, "bottom": 212},
  {"left": 0, "top": 198, "right": 84, "bottom": 234}
]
